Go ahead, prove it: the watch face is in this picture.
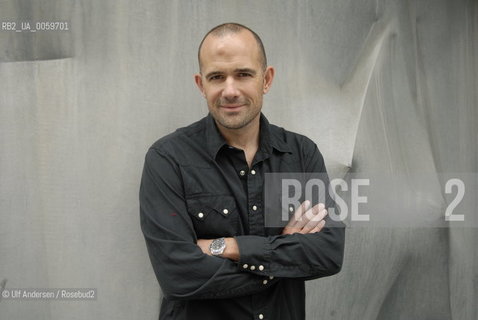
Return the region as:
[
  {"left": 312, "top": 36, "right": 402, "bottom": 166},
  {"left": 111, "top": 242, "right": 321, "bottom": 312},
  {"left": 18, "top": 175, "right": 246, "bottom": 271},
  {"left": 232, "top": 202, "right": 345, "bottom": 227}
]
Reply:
[{"left": 210, "top": 237, "right": 226, "bottom": 255}]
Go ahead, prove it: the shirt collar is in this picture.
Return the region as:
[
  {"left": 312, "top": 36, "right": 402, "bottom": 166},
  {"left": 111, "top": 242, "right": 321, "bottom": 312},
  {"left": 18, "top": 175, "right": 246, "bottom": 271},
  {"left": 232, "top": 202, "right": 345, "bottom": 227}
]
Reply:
[{"left": 205, "top": 113, "right": 292, "bottom": 159}]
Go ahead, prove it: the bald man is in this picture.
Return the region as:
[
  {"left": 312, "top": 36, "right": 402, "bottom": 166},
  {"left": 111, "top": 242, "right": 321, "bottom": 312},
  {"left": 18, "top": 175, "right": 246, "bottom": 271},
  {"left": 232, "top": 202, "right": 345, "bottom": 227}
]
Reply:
[{"left": 140, "top": 23, "right": 345, "bottom": 320}]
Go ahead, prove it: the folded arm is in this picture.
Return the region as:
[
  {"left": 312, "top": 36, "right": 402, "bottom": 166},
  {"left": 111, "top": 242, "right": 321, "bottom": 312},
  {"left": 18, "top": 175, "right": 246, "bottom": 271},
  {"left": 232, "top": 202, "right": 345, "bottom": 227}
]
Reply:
[
  {"left": 199, "top": 144, "right": 346, "bottom": 280},
  {"left": 140, "top": 148, "right": 277, "bottom": 301}
]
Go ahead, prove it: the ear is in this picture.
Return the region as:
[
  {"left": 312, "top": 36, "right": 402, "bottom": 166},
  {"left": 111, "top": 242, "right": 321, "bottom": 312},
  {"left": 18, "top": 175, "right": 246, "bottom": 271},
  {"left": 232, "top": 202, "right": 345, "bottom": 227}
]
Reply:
[
  {"left": 262, "top": 66, "right": 275, "bottom": 94},
  {"left": 194, "top": 74, "right": 206, "bottom": 98}
]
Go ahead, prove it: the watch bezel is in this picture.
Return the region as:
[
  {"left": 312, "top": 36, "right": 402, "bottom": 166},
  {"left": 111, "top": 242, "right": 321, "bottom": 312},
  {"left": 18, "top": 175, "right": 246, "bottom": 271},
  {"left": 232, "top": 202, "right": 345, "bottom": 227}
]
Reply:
[{"left": 209, "top": 237, "right": 226, "bottom": 256}]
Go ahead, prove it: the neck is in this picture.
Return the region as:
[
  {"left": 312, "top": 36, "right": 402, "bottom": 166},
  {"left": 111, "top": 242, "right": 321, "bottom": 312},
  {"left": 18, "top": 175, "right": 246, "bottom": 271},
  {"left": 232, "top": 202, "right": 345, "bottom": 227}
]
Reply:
[{"left": 217, "top": 116, "right": 260, "bottom": 151}]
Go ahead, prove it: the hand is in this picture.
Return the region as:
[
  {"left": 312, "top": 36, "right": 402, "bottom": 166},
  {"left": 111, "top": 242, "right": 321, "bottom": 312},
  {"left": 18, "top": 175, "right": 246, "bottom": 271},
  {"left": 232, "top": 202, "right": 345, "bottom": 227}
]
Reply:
[
  {"left": 282, "top": 200, "right": 327, "bottom": 235},
  {"left": 196, "top": 238, "right": 240, "bottom": 261}
]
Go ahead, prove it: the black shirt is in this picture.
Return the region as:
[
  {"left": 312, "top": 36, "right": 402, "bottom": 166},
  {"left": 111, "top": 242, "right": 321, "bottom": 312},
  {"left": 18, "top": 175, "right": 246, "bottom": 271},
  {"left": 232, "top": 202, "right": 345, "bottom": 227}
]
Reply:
[{"left": 140, "top": 113, "right": 345, "bottom": 320}]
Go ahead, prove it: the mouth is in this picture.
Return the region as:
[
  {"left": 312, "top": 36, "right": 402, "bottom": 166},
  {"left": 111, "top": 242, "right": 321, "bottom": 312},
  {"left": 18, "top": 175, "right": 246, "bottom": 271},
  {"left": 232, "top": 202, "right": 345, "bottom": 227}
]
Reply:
[{"left": 220, "top": 104, "right": 245, "bottom": 111}]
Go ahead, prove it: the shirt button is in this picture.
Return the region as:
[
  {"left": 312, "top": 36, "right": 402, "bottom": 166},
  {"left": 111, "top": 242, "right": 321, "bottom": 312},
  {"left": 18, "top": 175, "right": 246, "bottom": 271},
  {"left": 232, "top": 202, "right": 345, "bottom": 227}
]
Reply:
[
  {"left": 223, "top": 209, "right": 229, "bottom": 214},
  {"left": 258, "top": 265, "right": 264, "bottom": 271},
  {"left": 243, "top": 264, "right": 248, "bottom": 269},
  {"left": 198, "top": 212, "right": 204, "bottom": 219},
  {"left": 269, "top": 276, "right": 274, "bottom": 280},
  {"left": 250, "top": 265, "right": 256, "bottom": 271},
  {"left": 252, "top": 205, "right": 257, "bottom": 211},
  {"left": 239, "top": 170, "right": 246, "bottom": 176},
  {"left": 259, "top": 314, "right": 264, "bottom": 320},
  {"left": 251, "top": 169, "right": 256, "bottom": 175},
  {"left": 262, "top": 279, "right": 268, "bottom": 285}
]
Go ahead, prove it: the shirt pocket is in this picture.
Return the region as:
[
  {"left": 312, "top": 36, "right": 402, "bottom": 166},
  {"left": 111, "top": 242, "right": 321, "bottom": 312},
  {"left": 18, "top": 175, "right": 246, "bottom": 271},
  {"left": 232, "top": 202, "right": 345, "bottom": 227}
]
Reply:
[{"left": 186, "top": 195, "right": 240, "bottom": 238}]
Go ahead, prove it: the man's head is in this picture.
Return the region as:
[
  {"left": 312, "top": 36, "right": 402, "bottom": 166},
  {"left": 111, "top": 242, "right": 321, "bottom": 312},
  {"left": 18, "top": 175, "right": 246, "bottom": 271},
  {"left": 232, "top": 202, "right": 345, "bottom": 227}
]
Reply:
[
  {"left": 197, "top": 23, "right": 267, "bottom": 72},
  {"left": 195, "top": 23, "right": 274, "bottom": 131}
]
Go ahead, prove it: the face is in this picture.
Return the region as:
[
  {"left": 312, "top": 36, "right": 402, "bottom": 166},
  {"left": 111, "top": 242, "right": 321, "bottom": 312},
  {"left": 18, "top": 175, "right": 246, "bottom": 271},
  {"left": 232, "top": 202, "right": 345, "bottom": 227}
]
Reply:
[{"left": 195, "top": 31, "right": 274, "bottom": 131}]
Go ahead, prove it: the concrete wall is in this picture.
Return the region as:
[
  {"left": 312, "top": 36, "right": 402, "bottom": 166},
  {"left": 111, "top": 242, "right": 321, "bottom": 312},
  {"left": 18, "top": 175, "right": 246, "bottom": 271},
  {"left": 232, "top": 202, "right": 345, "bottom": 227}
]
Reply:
[{"left": 0, "top": 0, "right": 476, "bottom": 319}]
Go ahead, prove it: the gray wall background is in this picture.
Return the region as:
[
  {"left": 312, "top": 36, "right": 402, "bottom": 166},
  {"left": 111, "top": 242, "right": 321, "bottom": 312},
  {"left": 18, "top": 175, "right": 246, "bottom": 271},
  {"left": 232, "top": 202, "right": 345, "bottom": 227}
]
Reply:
[{"left": 0, "top": 0, "right": 476, "bottom": 319}]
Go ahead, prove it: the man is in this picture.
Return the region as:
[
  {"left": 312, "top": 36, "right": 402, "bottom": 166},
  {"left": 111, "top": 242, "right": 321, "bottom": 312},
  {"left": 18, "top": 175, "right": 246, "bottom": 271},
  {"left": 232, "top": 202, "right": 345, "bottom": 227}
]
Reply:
[{"left": 140, "top": 23, "right": 345, "bottom": 320}]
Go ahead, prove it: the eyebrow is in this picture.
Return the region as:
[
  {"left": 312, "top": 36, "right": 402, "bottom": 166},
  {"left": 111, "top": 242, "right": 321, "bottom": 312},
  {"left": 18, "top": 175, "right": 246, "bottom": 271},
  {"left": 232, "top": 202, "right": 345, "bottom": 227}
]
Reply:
[
  {"left": 205, "top": 68, "right": 257, "bottom": 79},
  {"left": 235, "top": 68, "right": 256, "bottom": 75}
]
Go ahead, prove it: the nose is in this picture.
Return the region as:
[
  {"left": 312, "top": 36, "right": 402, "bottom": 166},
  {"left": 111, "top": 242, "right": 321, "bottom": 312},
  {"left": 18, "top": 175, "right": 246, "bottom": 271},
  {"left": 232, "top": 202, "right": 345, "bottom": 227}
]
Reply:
[{"left": 221, "top": 77, "right": 240, "bottom": 101}]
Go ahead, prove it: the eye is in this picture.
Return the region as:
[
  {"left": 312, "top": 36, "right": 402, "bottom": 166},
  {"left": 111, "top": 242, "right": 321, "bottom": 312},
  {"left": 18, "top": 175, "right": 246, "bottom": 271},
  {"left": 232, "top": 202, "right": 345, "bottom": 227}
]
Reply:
[
  {"left": 208, "top": 75, "right": 223, "bottom": 81},
  {"left": 238, "top": 72, "right": 252, "bottom": 77}
]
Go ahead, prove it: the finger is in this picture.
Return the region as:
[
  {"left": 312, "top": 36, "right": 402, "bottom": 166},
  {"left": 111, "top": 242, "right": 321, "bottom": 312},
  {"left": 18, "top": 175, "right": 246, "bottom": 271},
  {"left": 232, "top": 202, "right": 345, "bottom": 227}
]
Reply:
[
  {"left": 294, "top": 203, "right": 323, "bottom": 230},
  {"left": 303, "top": 203, "right": 325, "bottom": 223},
  {"left": 284, "top": 200, "right": 310, "bottom": 229},
  {"left": 308, "top": 220, "right": 326, "bottom": 234},
  {"left": 300, "top": 208, "right": 328, "bottom": 234},
  {"left": 309, "top": 206, "right": 328, "bottom": 223},
  {"left": 281, "top": 227, "right": 301, "bottom": 235}
]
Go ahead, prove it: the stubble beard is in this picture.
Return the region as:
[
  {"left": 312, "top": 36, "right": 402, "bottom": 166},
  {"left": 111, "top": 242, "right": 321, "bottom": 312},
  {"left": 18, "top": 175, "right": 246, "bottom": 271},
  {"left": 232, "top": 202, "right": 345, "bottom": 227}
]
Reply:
[{"left": 210, "top": 100, "right": 262, "bottom": 130}]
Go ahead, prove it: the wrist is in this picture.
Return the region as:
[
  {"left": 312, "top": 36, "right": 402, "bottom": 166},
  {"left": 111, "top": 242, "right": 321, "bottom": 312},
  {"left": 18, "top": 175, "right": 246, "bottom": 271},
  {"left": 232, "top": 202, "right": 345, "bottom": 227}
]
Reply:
[{"left": 222, "top": 237, "right": 240, "bottom": 261}]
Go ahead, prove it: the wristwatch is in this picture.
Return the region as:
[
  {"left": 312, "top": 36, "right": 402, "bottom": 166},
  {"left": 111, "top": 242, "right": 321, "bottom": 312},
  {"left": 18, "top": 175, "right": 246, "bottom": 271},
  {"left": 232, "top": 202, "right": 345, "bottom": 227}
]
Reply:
[{"left": 209, "top": 237, "right": 226, "bottom": 256}]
